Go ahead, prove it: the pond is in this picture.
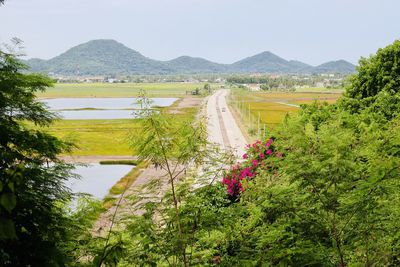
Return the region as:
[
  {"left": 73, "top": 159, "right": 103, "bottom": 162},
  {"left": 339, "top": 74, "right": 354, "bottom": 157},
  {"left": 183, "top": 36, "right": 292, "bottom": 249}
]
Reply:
[
  {"left": 42, "top": 97, "right": 178, "bottom": 119},
  {"left": 66, "top": 164, "right": 133, "bottom": 199}
]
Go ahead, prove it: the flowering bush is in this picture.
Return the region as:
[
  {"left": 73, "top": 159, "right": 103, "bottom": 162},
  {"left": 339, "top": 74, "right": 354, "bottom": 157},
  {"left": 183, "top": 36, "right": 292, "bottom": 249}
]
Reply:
[{"left": 222, "top": 138, "right": 280, "bottom": 197}]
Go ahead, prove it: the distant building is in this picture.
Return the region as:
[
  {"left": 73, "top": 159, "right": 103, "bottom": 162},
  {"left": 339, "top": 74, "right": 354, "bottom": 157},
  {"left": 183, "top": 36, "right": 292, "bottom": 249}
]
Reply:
[{"left": 247, "top": 84, "right": 261, "bottom": 91}]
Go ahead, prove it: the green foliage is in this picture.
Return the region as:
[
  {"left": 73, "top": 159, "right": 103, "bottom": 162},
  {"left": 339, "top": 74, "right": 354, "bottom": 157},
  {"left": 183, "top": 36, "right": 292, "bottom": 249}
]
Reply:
[
  {"left": 0, "top": 47, "right": 75, "bottom": 265},
  {"left": 340, "top": 40, "right": 400, "bottom": 119}
]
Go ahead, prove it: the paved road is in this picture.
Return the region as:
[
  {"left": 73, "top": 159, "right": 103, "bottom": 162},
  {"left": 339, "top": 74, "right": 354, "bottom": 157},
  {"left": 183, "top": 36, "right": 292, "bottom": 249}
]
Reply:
[{"left": 207, "top": 89, "right": 247, "bottom": 159}]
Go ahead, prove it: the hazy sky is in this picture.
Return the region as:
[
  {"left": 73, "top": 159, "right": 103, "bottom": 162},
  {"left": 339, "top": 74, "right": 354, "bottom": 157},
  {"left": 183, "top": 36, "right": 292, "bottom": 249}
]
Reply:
[{"left": 0, "top": 0, "right": 399, "bottom": 65}]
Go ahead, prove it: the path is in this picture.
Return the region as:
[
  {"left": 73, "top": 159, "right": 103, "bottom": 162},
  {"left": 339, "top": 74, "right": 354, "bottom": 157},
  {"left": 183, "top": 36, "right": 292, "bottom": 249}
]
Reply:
[{"left": 207, "top": 89, "right": 247, "bottom": 159}]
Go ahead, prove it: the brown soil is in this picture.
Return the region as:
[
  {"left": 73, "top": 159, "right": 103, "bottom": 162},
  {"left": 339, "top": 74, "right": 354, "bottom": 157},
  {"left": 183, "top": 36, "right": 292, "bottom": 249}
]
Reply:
[{"left": 168, "top": 96, "right": 202, "bottom": 114}]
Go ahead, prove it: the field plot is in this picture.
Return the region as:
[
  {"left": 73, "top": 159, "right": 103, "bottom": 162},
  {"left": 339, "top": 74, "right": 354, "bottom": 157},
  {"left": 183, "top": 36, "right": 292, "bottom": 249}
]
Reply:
[
  {"left": 40, "top": 106, "right": 199, "bottom": 156},
  {"left": 34, "top": 83, "right": 204, "bottom": 156},
  {"left": 229, "top": 89, "right": 342, "bottom": 136},
  {"left": 47, "top": 119, "right": 138, "bottom": 156},
  {"left": 36, "top": 82, "right": 213, "bottom": 98}
]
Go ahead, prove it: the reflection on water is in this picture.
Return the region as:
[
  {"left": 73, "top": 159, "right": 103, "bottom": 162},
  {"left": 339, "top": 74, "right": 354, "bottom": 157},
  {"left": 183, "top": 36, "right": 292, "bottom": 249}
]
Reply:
[
  {"left": 57, "top": 110, "right": 138, "bottom": 120},
  {"left": 42, "top": 97, "right": 177, "bottom": 119},
  {"left": 66, "top": 164, "right": 133, "bottom": 199}
]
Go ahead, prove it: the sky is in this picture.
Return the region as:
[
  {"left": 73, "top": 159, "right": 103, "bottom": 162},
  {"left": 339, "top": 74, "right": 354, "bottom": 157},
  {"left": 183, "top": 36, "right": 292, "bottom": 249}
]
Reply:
[{"left": 0, "top": 0, "right": 399, "bottom": 66}]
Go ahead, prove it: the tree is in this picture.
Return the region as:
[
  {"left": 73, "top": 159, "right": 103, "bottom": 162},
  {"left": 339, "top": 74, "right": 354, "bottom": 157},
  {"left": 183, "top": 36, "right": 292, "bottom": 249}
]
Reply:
[
  {"left": 340, "top": 40, "right": 400, "bottom": 119},
  {"left": 0, "top": 43, "right": 74, "bottom": 265}
]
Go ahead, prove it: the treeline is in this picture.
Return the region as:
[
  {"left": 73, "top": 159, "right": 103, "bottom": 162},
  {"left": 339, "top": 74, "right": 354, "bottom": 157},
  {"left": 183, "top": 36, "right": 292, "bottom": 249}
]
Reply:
[{"left": 227, "top": 74, "right": 347, "bottom": 90}]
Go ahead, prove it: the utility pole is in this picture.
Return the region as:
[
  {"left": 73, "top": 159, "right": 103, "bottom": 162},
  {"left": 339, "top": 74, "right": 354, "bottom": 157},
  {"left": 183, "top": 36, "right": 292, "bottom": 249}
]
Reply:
[
  {"left": 248, "top": 104, "right": 251, "bottom": 129},
  {"left": 258, "top": 112, "right": 260, "bottom": 139}
]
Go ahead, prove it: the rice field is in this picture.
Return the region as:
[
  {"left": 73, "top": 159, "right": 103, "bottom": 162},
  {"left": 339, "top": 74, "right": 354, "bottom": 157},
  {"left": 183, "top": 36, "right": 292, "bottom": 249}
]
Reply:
[
  {"left": 36, "top": 82, "right": 214, "bottom": 98},
  {"left": 229, "top": 88, "right": 342, "bottom": 135}
]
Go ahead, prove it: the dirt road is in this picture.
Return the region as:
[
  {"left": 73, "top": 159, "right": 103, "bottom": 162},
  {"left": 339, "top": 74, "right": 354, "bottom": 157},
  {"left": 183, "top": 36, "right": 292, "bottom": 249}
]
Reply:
[{"left": 207, "top": 89, "right": 247, "bottom": 159}]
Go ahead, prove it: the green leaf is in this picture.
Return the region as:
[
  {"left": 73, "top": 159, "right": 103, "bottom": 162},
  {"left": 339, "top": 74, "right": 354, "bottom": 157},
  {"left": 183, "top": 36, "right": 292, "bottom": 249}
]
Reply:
[
  {"left": 0, "top": 193, "right": 17, "bottom": 212},
  {"left": 7, "top": 182, "right": 14, "bottom": 192},
  {"left": 0, "top": 218, "right": 16, "bottom": 239}
]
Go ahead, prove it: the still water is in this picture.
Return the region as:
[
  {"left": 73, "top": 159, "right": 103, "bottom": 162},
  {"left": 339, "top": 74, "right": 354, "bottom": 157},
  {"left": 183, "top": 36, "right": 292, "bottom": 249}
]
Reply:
[
  {"left": 67, "top": 164, "right": 133, "bottom": 199},
  {"left": 42, "top": 97, "right": 177, "bottom": 119}
]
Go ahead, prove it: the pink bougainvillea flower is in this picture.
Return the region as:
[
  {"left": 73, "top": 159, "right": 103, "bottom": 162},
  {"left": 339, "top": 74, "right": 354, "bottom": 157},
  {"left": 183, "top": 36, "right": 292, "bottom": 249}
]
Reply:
[
  {"left": 222, "top": 137, "right": 277, "bottom": 197},
  {"left": 276, "top": 152, "right": 283, "bottom": 158},
  {"left": 252, "top": 159, "right": 258, "bottom": 167},
  {"left": 266, "top": 138, "right": 273, "bottom": 147}
]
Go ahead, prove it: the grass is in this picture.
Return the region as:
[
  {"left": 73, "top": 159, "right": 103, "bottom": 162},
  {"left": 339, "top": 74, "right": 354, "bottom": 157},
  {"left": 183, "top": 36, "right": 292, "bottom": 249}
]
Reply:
[
  {"left": 294, "top": 87, "right": 344, "bottom": 93},
  {"left": 99, "top": 160, "right": 138, "bottom": 165},
  {"left": 37, "top": 82, "right": 214, "bottom": 98},
  {"left": 48, "top": 119, "right": 139, "bottom": 156},
  {"left": 229, "top": 88, "right": 342, "bottom": 134},
  {"left": 41, "top": 106, "right": 199, "bottom": 156}
]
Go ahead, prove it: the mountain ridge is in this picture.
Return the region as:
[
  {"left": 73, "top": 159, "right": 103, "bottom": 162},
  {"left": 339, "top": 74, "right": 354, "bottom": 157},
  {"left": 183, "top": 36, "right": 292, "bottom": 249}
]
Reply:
[{"left": 26, "top": 39, "right": 356, "bottom": 75}]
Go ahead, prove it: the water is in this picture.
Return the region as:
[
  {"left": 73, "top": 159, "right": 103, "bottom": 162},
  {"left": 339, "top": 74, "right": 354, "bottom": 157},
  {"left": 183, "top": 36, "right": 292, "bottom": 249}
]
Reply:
[
  {"left": 42, "top": 97, "right": 177, "bottom": 119},
  {"left": 43, "top": 97, "right": 177, "bottom": 110},
  {"left": 58, "top": 110, "right": 137, "bottom": 120},
  {"left": 66, "top": 164, "right": 133, "bottom": 199}
]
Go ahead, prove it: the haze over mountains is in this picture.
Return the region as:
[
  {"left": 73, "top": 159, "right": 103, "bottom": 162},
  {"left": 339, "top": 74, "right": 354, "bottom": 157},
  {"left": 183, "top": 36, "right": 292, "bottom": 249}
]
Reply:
[{"left": 26, "top": 40, "right": 356, "bottom": 76}]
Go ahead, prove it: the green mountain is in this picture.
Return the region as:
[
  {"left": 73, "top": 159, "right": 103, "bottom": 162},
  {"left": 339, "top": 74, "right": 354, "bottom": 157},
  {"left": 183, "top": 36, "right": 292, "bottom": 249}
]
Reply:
[
  {"left": 230, "top": 51, "right": 314, "bottom": 73},
  {"left": 167, "top": 56, "right": 227, "bottom": 73},
  {"left": 25, "top": 39, "right": 356, "bottom": 75},
  {"left": 313, "top": 60, "right": 356, "bottom": 74},
  {"left": 26, "top": 39, "right": 171, "bottom": 75}
]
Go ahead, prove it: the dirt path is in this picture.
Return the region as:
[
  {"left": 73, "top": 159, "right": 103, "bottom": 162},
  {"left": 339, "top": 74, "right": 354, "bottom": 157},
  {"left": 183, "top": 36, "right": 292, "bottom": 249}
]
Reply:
[{"left": 93, "top": 165, "right": 172, "bottom": 234}]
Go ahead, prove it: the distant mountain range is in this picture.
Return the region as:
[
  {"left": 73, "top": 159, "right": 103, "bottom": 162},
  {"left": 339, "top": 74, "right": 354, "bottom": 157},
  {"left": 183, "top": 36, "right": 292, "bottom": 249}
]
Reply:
[{"left": 25, "top": 39, "right": 356, "bottom": 76}]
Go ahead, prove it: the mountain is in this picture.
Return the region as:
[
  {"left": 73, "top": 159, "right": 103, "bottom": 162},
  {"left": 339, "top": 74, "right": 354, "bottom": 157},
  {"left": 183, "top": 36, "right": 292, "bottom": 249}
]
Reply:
[
  {"left": 313, "top": 60, "right": 356, "bottom": 74},
  {"left": 25, "top": 39, "right": 356, "bottom": 75},
  {"left": 167, "top": 56, "right": 227, "bottom": 73},
  {"left": 26, "top": 39, "right": 173, "bottom": 75},
  {"left": 230, "top": 51, "right": 315, "bottom": 73}
]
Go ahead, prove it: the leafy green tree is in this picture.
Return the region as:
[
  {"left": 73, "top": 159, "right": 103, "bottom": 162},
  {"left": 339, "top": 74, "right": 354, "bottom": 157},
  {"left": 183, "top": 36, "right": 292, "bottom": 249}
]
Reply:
[
  {"left": 0, "top": 45, "right": 74, "bottom": 266},
  {"left": 128, "top": 107, "right": 207, "bottom": 266},
  {"left": 340, "top": 40, "right": 400, "bottom": 119}
]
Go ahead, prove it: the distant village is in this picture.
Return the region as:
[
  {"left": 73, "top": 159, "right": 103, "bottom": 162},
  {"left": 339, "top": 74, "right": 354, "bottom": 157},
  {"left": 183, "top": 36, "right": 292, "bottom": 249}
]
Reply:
[{"left": 50, "top": 72, "right": 348, "bottom": 91}]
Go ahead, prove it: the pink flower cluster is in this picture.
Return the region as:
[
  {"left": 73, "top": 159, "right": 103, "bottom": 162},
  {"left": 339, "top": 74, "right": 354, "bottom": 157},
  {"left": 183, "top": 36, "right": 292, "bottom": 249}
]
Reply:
[{"left": 222, "top": 138, "right": 280, "bottom": 197}]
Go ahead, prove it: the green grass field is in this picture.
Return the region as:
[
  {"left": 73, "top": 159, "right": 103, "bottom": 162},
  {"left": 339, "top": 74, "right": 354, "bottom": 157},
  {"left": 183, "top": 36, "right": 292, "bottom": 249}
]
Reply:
[
  {"left": 37, "top": 82, "right": 213, "bottom": 98},
  {"left": 48, "top": 119, "right": 138, "bottom": 156},
  {"left": 40, "top": 106, "right": 198, "bottom": 156},
  {"left": 229, "top": 89, "right": 342, "bottom": 132}
]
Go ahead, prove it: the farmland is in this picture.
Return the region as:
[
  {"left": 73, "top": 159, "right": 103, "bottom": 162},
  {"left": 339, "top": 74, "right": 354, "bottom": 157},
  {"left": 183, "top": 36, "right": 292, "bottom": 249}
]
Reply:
[
  {"left": 34, "top": 82, "right": 205, "bottom": 156},
  {"left": 229, "top": 88, "right": 342, "bottom": 137},
  {"left": 36, "top": 82, "right": 214, "bottom": 98}
]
